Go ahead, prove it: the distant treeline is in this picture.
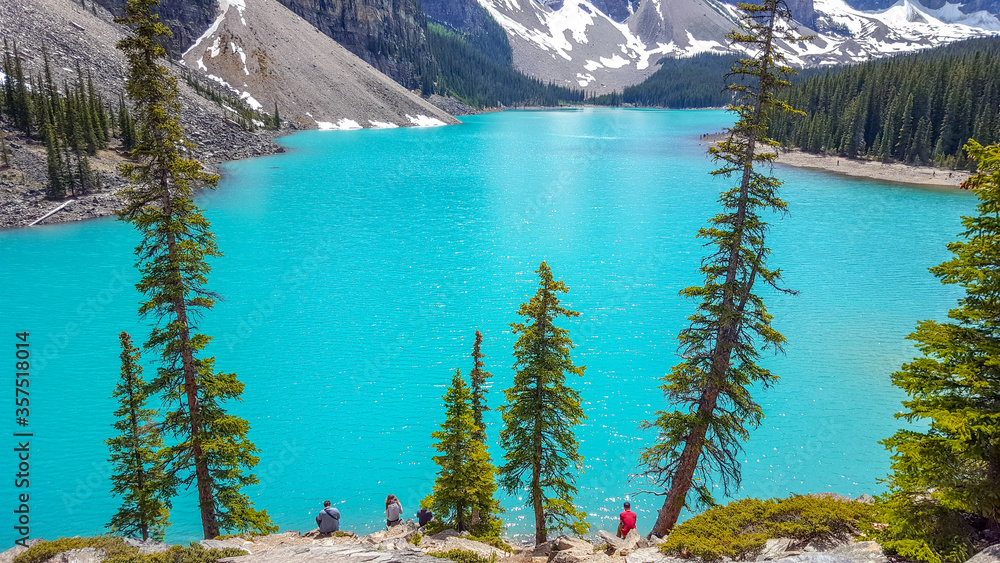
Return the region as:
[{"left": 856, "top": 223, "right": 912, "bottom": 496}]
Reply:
[
  {"left": 769, "top": 37, "right": 1000, "bottom": 169},
  {"left": 590, "top": 53, "right": 738, "bottom": 108},
  {"left": 427, "top": 22, "right": 584, "bottom": 107}
]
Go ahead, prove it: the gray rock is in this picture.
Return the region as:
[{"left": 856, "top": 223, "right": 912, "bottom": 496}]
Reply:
[
  {"left": 0, "top": 541, "right": 43, "bottom": 563},
  {"left": 966, "top": 545, "right": 1000, "bottom": 563},
  {"left": 809, "top": 493, "right": 856, "bottom": 503},
  {"left": 429, "top": 530, "right": 461, "bottom": 541},
  {"left": 554, "top": 537, "right": 593, "bottom": 553},
  {"left": 43, "top": 547, "right": 106, "bottom": 563},
  {"left": 217, "top": 545, "right": 442, "bottom": 563},
  {"left": 123, "top": 539, "right": 171, "bottom": 554},
  {"left": 596, "top": 531, "right": 623, "bottom": 552},
  {"left": 550, "top": 551, "right": 592, "bottom": 563},
  {"left": 775, "top": 553, "right": 854, "bottom": 563},
  {"left": 758, "top": 539, "right": 795, "bottom": 561},
  {"left": 200, "top": 540, "right": 252, "bottom": 554},
  {"left": 621, "top": 530, "right": 640, "bottom": 554},
  {"left": 854, "top": 495, "right": 875, "bottom": 504},
  {"left": 828, "top": 541, "right": 887, "bottom": 563}
]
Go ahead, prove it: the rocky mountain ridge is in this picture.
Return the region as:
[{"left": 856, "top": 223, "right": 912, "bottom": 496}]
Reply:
[
  {"left": 178, "top": 0, "right": 457, "bottom": 129},
  {"left": 477, "top": 0, "right": 1000, "bottom": 92}
]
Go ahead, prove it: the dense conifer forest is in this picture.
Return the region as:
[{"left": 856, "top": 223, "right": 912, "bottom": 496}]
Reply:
[
  {"left": 427, "top": 22, "right": 584, "bottom": 107},
  {"left": 589, "top": 53, "right": 738, "bottom": 108},
  {"left": 769, "top": 37, "right": 1000, "bottom": 169}
]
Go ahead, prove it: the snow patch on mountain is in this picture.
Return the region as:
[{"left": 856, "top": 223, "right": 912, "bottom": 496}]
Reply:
[{"left": 480, "top": 0, "right": 999, "bottom": 92}]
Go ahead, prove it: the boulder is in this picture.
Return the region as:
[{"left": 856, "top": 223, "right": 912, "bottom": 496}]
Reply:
[
  {"left": 596, "top": 531, "right": 623, "bottom": 553},
  {"left": 854, "top": 495, "right": 875, "bottom": 504},
  {"left": 801, "top": 536, "right": 851, "bottom": 554},
  {"left": 625, "top": 547, "right": 670, "bottom": 563},
  {"left": 123, "top": 539, "right": 170, "bottom": 554},
  {"left": 757, "top": 538, "right": 795, "bottom": 561},
  {"left": 430, "top": 529, "right": 462, "bottom": 541},
  {"left": 0, "top": 541, "right": 44, "bottom": 563},
  {"left": 774, "top": 553, "right": 854, "bottom": 563},
  {"left": 426, "top": 537, "right": 510, "bottom": 559},
  {"left": 550, "top": 551, "right": 592, "bottom": 563},
  {"left": 530, "top": 542, "right": 555, "bottom": 557},
  {"left": 200, "top": 540, "right": 252, "bottom": 554},
  {"left": 42, "top": 548, "right": 107, "bottom": 563},
  {"left": 621, "top": 530, "right": 640, "bottom": 554},
  {"left": 553, "top": 537, "right": 593, "bottom": 553},
  {"left": 966, "top": 545, "right": 1000, "bottom": 563},
  {"left": 808, "top": 493, "right": 855, "bottom": 504}
]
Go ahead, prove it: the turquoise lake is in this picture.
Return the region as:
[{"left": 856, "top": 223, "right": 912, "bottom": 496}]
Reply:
[{"left": 0, "top": 108, "right": 978, "bottom": 544}]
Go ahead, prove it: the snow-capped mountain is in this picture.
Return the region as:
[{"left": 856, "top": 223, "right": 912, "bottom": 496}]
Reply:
[
  {"left": 478, "top": 0, "right": 1000, "bottom": 92},
  {"left": 180, "top": 0, "right": 456, "bottom": 129}
]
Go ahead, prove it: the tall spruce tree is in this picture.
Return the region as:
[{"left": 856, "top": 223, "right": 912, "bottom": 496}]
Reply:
[
  {"left": 469, "top": 330, "right": 493, "bottom": 443},
  {"left": 115, "top": 0, "right": 276, "bottom": 538},
  {"left": 427, "top": 368, "right": 503, "bottom": 536},
  {"left": 638, "top": 0, "right": 804, "bottom": 537},
  {"left": 878, "top": 139, "right": 1000, "bottom": 562},
  {"left": 107, "top": 331, "right": 171, "bottom": 541},
  {"left": 499, "top": 261, "right": 588, "bottom": 544}
]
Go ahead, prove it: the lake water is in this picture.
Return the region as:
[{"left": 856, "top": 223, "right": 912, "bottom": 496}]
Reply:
[{"left": 0, "top": 108, "right": 977, "bottom": 544}]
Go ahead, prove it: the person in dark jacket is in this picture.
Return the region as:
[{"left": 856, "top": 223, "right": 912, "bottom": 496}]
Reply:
[{"left": 316, "top": 500, "right": 341, "bottom": 533}]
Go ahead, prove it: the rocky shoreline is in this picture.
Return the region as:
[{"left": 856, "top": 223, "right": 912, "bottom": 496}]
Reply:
[
  {"left": 0, "top": 118, "right": 284, "bottom": 230},
  {"left": 697, "top": 133, "right": 972, "bottom": 189},
  {"left": 0, "top": 521, "right": 896, "bottom": 563}
]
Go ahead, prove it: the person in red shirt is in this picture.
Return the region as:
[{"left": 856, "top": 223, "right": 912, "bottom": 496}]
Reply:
[{"left": 617, "top": 501, "right": 637, "bottom": 538}]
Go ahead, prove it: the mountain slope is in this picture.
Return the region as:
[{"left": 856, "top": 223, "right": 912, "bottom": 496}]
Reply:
[
  {"left": 180, "top": 0, "right": 458, "bottom": 129},
  {"left": 478, "top": 0, "right": 1000, "bottom": 92}
]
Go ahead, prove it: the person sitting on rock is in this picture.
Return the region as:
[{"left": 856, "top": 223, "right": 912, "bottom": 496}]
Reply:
[
  {"left": 617, "top": 501, "right": 636, "bottom": 538},
  {"left": 386, "top": 494, "right": 403, "bottom": 528},
  {"left": 316, "top": 500, "right": 341, "bottom": 533},
  {"left": 417, "top": 506, "right": 433, "bottom": 527}
]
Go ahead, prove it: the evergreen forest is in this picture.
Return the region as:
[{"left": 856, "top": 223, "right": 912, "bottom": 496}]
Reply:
[
  {"left": 427, "top": 22, "right": 584, "bottom": 107},
  {"left": 769, "top": 37, "right": 1000, "bottom": 169}
]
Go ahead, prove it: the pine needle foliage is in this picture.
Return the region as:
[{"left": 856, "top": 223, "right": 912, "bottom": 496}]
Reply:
[
  {"left": 469, "top": 330, "right": 493, "bottom": 443},
  {"left": 106, "top": 331, "right": 171, "bottom": 541},
  {"left": 877, "top": 139, "right": 1000, "bottom": 563},
  {"left": 114, "top": 0, "right": 275, "bottom": 538},
  {"left": 499, "top": 261, "right": 588, "bottom": 544},
  {"left": 427, "top": 368, "right": 503, "bottom": 536},
  {"left": 638, "top": 0, "right": 805, "bottom": 537}
]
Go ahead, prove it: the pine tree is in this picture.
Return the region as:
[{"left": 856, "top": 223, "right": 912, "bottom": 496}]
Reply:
[
  {"left": 499, "top": 261, "right": 588, "bottom": 544},
  {"left": 638, "top": 0, "right": 804, "bottom": 537},
  {"left": 44, "top": 121, "right": 66, "bottom": 199},
  {"left": 469, "top": 330, "right": 493, "bottom": 443},
  {"left": 107, "top": 331, "right": 171, "bottom": 541},
  {"left": 272, "top": 102, "right": 280, "bottom": 130},
  {"left": 878, "top": 139, "right": 1000, "bottom": 562},
  {"left": 115, "top": 0, "right": 276, "bottom": 538},
  {"left": 0, "top": 132, "right": 10, "bottom": 169},
  {"left": 427, "top": 368, "right": 503, "bottom": 536}
]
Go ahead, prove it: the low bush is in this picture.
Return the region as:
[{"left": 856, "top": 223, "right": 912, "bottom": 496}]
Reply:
[
  {"left": 14, "top": 537, "right": 135, "bottom": 563},
  {"left": 106, "top": 545, "right": 249, "bottom": 563},
  {"left": 661, "top": 495, "right": 878, "bottom": 561},
  {"left": 428, "top": 549, "right": 497, "bottom": 563}
]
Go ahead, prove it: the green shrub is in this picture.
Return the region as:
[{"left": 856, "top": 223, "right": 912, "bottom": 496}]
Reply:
[
  {"left": 105, "top": 545, "right": 249, "bottom": 563},
  {"left": 872, "top": 491, "right": 978, "bottom": 563},
  {"left": 14, "top": 537, "right": 136, "bottom": 563},
  {"left": 333, "top": 531, "right": 353, "bottom": 538},
  {"left": 410, "top": 533, "right": 422, "bottom": 546},
  {"left": 661, "top": 495, "right": 878, "bottom": 561},
  {"left": 428, "top": 550, "right": 497, "bottom": 563}
]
